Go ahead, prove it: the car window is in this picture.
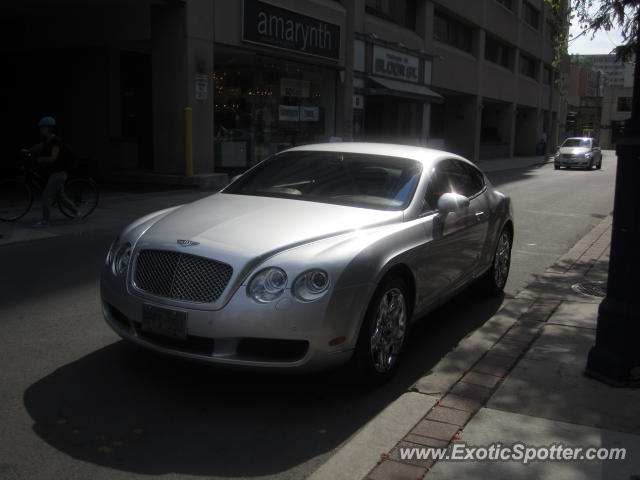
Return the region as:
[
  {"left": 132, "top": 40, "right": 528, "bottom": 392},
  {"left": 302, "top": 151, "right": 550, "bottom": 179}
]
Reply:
[
  {"left": 459, "top": 162, "right": 486, "bottom": 196},
  {"left": 562, "top": 138, "right": 591, "bottom": 148},
  {"left": 223, "top": 151, "right": 423, "bottom": 211},
  {"left": 424, "top": 159, "right": 484, "bottom": 210}
]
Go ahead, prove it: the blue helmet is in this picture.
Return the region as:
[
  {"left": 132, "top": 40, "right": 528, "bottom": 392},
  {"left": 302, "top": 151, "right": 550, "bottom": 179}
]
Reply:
[{"left": 38, "top": 116, "right": 57, "bottom": 127}]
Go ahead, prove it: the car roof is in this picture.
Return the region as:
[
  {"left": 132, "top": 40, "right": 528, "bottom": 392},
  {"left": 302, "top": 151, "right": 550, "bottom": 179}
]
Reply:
[{"left": 284, "top": 142, "right": 469, "bottom": 169}]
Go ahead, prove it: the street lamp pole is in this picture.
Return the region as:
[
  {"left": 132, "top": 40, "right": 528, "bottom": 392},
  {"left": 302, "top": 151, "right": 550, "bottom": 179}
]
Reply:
[{"left": 586, "top": 37, "right": 640, "bottom": 386}]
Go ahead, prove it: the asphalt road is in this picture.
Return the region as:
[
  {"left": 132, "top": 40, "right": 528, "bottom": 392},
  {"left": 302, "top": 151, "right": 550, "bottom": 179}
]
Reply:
[{"left": 0, "top": 152, "right": 616, "bottom": 480}]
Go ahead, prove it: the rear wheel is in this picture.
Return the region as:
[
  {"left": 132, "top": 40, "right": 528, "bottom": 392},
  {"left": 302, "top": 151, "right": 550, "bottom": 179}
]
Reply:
[
  {"left": 478, "top": 227, "right": 512, "bottom": 295},
  {"left": 59, "top": 177, "right": 99, "bottom": 219},
  {"left": 350, "top": 277, "right": 410, "bottom": 384},
  {"left": 0, "top": 177, "right": 33, "bottom": 222},
  {"left": 554, "top": 164, "right": 560, "bottom": 170}
]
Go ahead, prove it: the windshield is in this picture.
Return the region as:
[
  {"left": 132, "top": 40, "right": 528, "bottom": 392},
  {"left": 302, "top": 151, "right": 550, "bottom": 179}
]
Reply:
[
  {"left": 562, "top": 138, "right": 591, "bottom": 148},
  {"left": 223, "top": 151, "right": 423, "bottom": 211}
]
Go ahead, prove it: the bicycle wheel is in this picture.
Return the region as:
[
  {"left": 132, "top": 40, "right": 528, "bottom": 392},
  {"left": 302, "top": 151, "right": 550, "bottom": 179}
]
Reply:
[
  {"left": 0, "top": 177, "right": 33, "bottom": 221},
  {"left": 59, "top": 177, "right": 100, "bottom": 219}
]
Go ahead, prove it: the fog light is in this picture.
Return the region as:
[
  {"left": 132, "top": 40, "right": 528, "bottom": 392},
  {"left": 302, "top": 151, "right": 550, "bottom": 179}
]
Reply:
[{"left": 329, "top": 336, "right": 346, "bottom": 346}]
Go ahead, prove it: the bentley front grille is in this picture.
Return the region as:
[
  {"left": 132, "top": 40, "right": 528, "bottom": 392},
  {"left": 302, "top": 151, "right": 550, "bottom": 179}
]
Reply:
[{"left": 134, "top": 249, "right": 233, "bottom": 303}]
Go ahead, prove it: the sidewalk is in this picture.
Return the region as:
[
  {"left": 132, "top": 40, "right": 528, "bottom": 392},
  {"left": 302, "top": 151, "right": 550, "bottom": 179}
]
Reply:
[{"left": 310, "top": 215, "right": 640, "bottom": 479}]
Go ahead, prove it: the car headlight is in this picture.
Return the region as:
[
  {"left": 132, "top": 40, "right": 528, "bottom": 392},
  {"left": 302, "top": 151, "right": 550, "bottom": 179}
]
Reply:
[
  {"left": 293, "top": 269, "right": 330, "bottom": 302},
  {"left": 112, "top": 242, "right": 132, "bottom": 276},
  {"left": 585, "top": 152, "right": 593, "bottom": 158},
  {"left": 248, "top": 267, "right": 287, "bottom": 303}
]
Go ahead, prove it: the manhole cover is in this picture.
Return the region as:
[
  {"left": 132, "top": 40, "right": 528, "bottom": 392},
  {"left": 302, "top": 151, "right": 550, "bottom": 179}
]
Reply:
[{"left": 572, "top": 282, "right": 607, "bottom": 298}]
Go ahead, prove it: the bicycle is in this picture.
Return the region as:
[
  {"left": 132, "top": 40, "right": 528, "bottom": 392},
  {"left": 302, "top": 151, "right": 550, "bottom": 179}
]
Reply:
[{"left": 0, "top": 153, "right": 99, "bottom": 222}]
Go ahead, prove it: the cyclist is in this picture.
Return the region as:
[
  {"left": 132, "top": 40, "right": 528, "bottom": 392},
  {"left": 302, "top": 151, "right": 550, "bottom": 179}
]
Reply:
[{"left": 21, "top": 117, "right": 80, "bottom": 227}]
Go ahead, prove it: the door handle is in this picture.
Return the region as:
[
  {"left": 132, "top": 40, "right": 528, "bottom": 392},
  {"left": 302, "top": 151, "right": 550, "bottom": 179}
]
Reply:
[{"left": 475, "top": 211, "right": 487, "bottom": 221}]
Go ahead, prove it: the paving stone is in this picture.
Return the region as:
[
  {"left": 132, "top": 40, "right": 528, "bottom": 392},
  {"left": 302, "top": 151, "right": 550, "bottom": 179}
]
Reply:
[
  {"left": 450, "top": 381, "right": 493, "bottom": 402},
  {"left": 403, "top": 433, "right": 450, "bottom": 448},
  {"left": 488, "top": 341, "right": 525, "bottom": 358},
  {"left": 462, "top": 371, "right": 502, "bottom": 388},
  {"left": 368, "top": 459, "right": 426, "bottom": 480},
  {"left": 439, "top": 394, "right": 483, "bottom": 413},
  {"left": 387, "top": 441, "right": 437, "bottom": 469},
  {"left": 426, "top": 406, "right": 473, "bottom": 426},
  {"left": 410, "top": 419, "right": 459, "bottom": 441},
  {"left": 472, "top": 354, "right": 516, "bottom": 377}
]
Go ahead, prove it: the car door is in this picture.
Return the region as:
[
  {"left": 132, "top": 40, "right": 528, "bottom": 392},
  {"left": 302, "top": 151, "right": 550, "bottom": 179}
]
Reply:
[{"left": 414, "top": 159, "right": 489, "bottom": 309}]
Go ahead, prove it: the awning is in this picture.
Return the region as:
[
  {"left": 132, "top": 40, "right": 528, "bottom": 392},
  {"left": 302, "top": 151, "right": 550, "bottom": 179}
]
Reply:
[{"left": 366, "top": 76, "right": 444, "bottom": 103}]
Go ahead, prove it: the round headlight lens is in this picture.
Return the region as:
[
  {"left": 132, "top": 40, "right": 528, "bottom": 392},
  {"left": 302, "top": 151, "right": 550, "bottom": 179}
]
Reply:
[
  {"left": 293, "top": 269, "right": 330, "bottom": 302},
  {"left": 113, "top": 242, "right": 132, "bottom": 276},
  {"left": 248, "top": 267, "right": 287, "bottom": 303}
]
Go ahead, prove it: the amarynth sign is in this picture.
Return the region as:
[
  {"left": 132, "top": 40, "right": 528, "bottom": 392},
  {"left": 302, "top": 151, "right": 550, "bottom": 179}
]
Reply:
[{"left": 243, "top": 0, "right": 340, "bottom": 60}]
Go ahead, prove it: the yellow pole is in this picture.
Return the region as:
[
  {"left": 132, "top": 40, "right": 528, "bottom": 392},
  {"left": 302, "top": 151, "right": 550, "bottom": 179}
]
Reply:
[{"left": 184, "top": 107, "right": 193, "bottom": 177}]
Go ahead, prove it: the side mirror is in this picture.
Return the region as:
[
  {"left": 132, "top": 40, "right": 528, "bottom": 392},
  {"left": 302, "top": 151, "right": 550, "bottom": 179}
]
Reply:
[{"left": 437, "top": 192, "right": 470, "bottom": 213}]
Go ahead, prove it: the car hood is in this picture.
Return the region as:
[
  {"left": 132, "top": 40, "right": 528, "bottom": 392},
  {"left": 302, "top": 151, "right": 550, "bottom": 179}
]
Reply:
[
  {"left": 559, "top": 147, "right": 589, "bottom": 155},
  {"left": 137, "top": 193, "right": 403, "bottom": 260}
]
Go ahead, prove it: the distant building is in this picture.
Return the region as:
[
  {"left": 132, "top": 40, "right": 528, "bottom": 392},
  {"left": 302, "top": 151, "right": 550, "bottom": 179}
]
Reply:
[{"left": 578, "top": 54, "right": 635, "bottom": 89}]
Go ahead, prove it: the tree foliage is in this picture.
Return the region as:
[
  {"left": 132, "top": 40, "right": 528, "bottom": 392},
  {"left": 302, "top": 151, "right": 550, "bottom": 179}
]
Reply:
[{"left": 547, "top": 0, "right": 640, "bottom": 60}]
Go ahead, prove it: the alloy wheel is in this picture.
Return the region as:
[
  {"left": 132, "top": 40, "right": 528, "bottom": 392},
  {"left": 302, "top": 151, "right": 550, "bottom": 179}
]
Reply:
[
  {"left": 370, "top": 288, "right": 407, "bottom": 373},
  {"left": 493, "top": 231, "right": 511, "bottom": 289}
]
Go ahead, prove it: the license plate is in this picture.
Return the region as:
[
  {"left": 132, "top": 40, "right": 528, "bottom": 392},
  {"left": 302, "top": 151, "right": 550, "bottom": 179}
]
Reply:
[{"left": 141, "top": 304, "right": 187, "bottom": 340}]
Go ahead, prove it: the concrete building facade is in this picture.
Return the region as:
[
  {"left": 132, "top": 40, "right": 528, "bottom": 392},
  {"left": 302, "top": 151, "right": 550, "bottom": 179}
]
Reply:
[{"left": 1, "top": 0, "right": 564, "bottom": 181}]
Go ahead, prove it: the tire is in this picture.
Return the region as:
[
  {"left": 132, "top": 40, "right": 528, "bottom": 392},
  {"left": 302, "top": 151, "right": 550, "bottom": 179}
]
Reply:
[
  {"left": 554, "top": 165, "right": 560, "bottom": 170},
  {"left": 0, "top": 177, "right": 33, "bottom": 222},
  {"left": 596, "top": 160, "right": 602, "bottom": 170},
  {"left": 59, "top": 177, "right": 99, "bottom": 219},
  {"left": 350, "top": 277, "right": 410, "bottom": 385},
  {"left": 478, "top": 227, "right": 512, "bottom": 296}
]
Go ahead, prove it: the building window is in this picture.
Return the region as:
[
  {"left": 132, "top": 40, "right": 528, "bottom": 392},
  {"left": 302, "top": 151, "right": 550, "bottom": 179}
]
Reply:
[
  {"left": 617, "top": 97, "right": 632, "bottom": 112},
  {"left": 214, "top": 49, "right": 335, "bottom": 171},
  {"left": 485, "top": 36, "right": 512, "bottom": 69},
  {"left": 522, "top": 2, "right": 540, "bottom": 29},
  {"left": 519, "top": 53, "right": 538, "bottom": 79},
  {"left": 543, "top": 65, "right": 553, "bottom": 84},
  {"left": 434, "top": 11, "right": 473, "bottom": 53},
  {"left": 495, "top": 0, "right": 513, "bottom": 10},
  {"left": 365, "top": 0, "right": 417, "bottom": 30}
]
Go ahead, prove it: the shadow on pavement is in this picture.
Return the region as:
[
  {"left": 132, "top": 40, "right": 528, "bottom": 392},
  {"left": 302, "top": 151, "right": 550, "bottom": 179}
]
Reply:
[{"left": 23, "top": 288, "right": 504, "bottom": 478}]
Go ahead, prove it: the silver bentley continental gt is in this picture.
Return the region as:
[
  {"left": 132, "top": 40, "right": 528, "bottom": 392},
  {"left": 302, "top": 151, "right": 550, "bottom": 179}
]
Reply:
[{"left": 101, "top": 143, "right": 513, "bottom": 382}]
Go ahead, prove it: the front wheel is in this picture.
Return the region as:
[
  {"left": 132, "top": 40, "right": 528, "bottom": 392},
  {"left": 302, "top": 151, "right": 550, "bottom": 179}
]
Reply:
[
  {"left": 596, "top": 160, "right": 602, "bottom": 170},
  {"left": 478, "top": 227, "right": 512, "bottom": 295},
  {"left": 350, "top": 277, "right": 410, "bottom": 385},
  {"left": 0, "top": 177, "right": 33, "bottom": 222},
  {"left": 59, "top": 177, "right": 99, "bottom": 219}
]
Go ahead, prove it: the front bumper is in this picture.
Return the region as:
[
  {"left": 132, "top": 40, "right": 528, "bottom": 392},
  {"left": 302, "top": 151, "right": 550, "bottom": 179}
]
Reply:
[
  {"left": 555, "top": 156, "right": 591, "bottom": 167},
  {"left": 100, "top": 268, "right": 373, "bottom": 372}
]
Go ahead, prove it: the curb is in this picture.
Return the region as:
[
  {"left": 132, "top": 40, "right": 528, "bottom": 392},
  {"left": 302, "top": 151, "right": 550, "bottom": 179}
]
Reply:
[{"left": 308, "top": 215, "right": 613, "bottom": 480}]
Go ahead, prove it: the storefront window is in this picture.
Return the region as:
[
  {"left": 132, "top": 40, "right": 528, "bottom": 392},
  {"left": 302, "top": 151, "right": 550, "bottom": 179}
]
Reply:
[{"left": 214, "top": 49, "right": 336, "bottom": 171}]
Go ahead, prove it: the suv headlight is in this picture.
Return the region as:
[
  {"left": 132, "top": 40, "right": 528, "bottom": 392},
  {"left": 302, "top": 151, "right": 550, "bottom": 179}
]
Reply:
[
  {"left": 112, "top": 242, "right": 132, "bottom": 276},
  {"left": 248, "top": 267, "right": 287, "bottom": 303},
  {"left": 293, "top": 269, "right": 330, "bottom": 302}
]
